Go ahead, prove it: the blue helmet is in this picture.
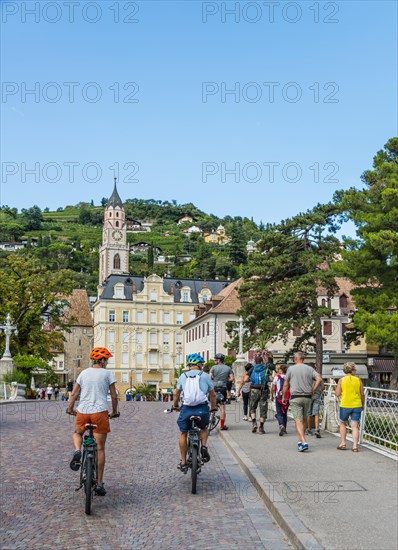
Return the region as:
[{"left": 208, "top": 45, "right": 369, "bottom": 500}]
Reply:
[{"left": 186, "top": 353, "right": 205, "bottom": 366}]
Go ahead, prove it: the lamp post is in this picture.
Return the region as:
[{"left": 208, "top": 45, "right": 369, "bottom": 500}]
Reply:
[
  {"left": 237, "top": 316, "right": 246, "bottom": 360},
  {"left": 0, "top": 314, "right": 18, "bottom": 359}
]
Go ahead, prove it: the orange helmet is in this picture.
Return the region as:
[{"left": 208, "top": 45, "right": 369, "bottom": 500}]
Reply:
[{"left": 90, "top": 347, "right": 113, "bottom": 361}]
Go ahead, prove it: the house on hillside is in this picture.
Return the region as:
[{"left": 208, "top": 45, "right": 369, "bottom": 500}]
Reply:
[
  {"left": 126, "top": 219, "right": 151, "bottom": 233},
  {"left": 177, "top": 215, "right": 194, "bottom": 225},
  {"left": 182, "top": 225, "right": 203, "bottom": 235}
]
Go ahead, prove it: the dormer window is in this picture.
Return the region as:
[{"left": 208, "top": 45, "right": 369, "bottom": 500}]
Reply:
[
  {"left": 150, "top": 290, "right": 157, "bottom": 302},
  {"left": 181, "top": 287, "right": 191, "bottom": 302}
]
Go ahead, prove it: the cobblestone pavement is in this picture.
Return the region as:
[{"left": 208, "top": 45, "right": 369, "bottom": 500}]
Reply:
[{"left": 0, "top": 402, "right": 291, "bottom": 550}]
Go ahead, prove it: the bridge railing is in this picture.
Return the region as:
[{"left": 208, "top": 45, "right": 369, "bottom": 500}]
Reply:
[{"left": 321, "top": 383, "right": 398, "bottom": 459}]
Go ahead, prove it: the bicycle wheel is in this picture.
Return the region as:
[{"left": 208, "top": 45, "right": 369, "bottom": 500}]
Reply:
[
  {"left": 84, "top": 455, "right": 94, "bottom": 515},
  {"left": 208, "top": 412, "right": 220, "bottom": 433},
  {"left": 191, "top": 443, "right": 198, "bottom": 494}
]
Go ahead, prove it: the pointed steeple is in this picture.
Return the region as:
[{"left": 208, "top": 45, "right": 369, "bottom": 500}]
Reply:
[{"left": 107, "top": 177, "right": 123, "bottom": 208}]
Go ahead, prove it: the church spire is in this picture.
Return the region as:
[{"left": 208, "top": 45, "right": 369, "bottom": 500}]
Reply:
[{"left": 107, "top": 177, "right": 123, "bottom": 208}]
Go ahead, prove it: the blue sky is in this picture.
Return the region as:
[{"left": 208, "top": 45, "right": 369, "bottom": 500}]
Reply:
[{"left": 1, "top": 0, "right": 397, "bottom": 232}]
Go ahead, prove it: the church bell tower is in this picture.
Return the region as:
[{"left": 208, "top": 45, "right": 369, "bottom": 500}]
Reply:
[{"left": 99, "top": 178, "right": 129, "bottom": 284}]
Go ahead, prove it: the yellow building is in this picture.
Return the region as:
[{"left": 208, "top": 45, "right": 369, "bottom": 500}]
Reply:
[{"left": 203, "top": 225, "right": 230, "bottom": 245}]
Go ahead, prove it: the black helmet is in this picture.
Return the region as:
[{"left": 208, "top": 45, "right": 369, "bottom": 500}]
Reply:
[{"left": 214, "top": 353, "right": 225, "bottom": 362}]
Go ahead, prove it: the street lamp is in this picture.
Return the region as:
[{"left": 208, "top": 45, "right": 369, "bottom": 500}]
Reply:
[
  {"left": 237, "top": 316, "right": 246, "bottom": 360},
  {"left": 0, "top": 314, "right": 18, "bottom": 359}
]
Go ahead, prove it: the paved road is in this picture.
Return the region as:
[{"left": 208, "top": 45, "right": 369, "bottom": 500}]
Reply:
[{"left": 0, "top": 401, "right": 291, "bottom": 550}]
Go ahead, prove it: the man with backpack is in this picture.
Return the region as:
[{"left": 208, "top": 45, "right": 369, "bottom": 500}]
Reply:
[
  {"left": 249, "top": 355, "right": 273, "bottom": 434},
  {"left": 173, "top": 354, "right": 217, "bottom": 473},
  {"left": 210, "top": 353, "right": 235, "bottom": 430}
]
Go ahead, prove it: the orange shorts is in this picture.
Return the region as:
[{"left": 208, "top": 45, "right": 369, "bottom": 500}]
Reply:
[{"left": 75, "top": 411, "right": 110, "bottom": 434}]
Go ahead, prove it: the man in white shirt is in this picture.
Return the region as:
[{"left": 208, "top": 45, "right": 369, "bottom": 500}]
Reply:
[{"left": 68, "top": 347, "right": 118, "bottom": 496}]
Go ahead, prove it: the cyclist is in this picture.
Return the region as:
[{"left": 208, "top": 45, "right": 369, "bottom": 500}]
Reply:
[
  {"left": 67, "top": 347, "right": 118, "bottom": 496},
  {"left": 173, "top": 353, "right": 217, "bottom": 473},
  {"left": 210, "top": 353, "right": 234, "bottom": 430}
]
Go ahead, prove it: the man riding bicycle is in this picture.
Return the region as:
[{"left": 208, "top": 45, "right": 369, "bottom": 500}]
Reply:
[
  {"left": 68, "top": 347, "right": 118, "bottom": 496},
  {"left": 210, "top": 353, "right": 235, "bottom": 431},
  {"left": 173, "top": 353, "right": 216, "bottom": 473}
]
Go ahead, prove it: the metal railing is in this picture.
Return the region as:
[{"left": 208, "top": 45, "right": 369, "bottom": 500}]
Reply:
[{"left": 321, "top": 383, "right": 398, "bottom": 459}]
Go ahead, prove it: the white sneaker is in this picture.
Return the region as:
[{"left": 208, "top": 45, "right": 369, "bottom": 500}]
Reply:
[{"left": 243, "top": 416, "right": 248, "bottom": 421}]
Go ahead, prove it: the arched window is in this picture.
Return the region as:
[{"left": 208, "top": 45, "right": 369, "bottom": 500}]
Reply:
[
  {"left": 109, "top": 212, "right": 112, "bottom": 217},
  {"left": 114, "top": 254, "right": 121, "bottom": 269},
  {"left": 115, "top": 221, "right": 119, "bottom": 227}
]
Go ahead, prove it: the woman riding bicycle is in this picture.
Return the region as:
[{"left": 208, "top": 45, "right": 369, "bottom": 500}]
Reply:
[
  {"left": 173, "top": 354, "right": 217, "bottom": 473},
  {"left": 68, "top": 347, "right": 119, "bottom": 496}
]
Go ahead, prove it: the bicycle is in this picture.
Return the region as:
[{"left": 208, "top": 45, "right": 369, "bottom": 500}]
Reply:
[
  {"left": 208, "top": 392, "right": 224, "bottom": 434},
  {"left": 67, "top": 411, "right": 119, "bottom": 515},
  {"left": 165, "top": 407, "right": 209, "bottom": 494}
]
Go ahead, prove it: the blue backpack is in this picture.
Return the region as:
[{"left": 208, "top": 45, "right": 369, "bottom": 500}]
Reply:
[{"left": 250, "top": 364, "right": 269, "bottom": 386}]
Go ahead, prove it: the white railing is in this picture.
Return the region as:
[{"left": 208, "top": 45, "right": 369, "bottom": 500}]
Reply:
[{"left": 321, "top": 383, "right": 398, "bottom": 459}]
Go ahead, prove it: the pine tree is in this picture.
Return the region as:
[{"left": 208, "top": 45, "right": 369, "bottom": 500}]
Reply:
[
  {"left": 239, "top": 203, "right": 342, "bottom": 372},
  {"left": 229, "top": 222, "right": 247, "bottom": 265},
  {"left": 334, "top": 138, "right": 398, "bottom": 388}
]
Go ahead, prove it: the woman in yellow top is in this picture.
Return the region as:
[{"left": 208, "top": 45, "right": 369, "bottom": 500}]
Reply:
[{"left": 335, "top": 362, "right": 364, "bottom": 452}]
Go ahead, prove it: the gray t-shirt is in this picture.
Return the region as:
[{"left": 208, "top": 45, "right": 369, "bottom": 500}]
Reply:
[
  {"left": 76, "top": 367, "right": 116, "bottom": 414},
  {"left": 285, "top": 363, "right": 319, "bottom": 396},
  {"left": 210, "top": 364, "right": 233, "bottom": 389}
]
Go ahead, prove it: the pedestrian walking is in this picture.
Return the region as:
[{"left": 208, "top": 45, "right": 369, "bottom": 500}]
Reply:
[
  {"left": 46, "top": 384, "right": 53, "bottom": 400},
  {"left": 282, "top": 352, "right": 322, "bottom": 452},
  {"left": 249, "top": 356, "right": 272, "bottom": 434},
  {"left": 335, "top": 362, "right": 364, "bottom": 452},
  {"left": 54, "top": 383, "right": 60, "bottom": 401},
  {"left": 306, "top": 380, "right": 324, "bottom": 438},
  {"left": 41, "top": 388, "right": 46, "bottom": 400},
  {"left": 271, "top": 364, "right": 289, "bottom": 436},
  {"left": 237, "top": 363, "right": 252, "bottom": 421}
]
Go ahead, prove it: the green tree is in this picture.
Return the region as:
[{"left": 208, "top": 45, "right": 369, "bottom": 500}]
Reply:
[
  {"left": 0, "top": 256, "right": 76, "bottom": 359},
  {"left": 238, "top": 203, "right": 342, "bottom": 372},
  {"left": 229, "top": 222, "right": 247, "bottom": 265},
  {"left": 334, "top": 138, "right": 398, "bottom": 388},
  {"left": 21, "top": 205, "right": 43, "bottom": 230}
]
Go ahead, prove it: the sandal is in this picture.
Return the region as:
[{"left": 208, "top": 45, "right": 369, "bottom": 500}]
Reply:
[
  {"left": 177, "top": 462, "right": 188, "bottom": 474},
  {"left": 352, "top": 448, "right": 359, "bottom": 452},
  {"left": 337, "top": 444, "right": 346, "bottom": 450}
]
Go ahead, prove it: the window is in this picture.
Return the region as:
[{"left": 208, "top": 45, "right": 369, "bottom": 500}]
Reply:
[
  {"left": 323, "top": 321, "right": 333, "bottom": 336},
  {"left": 162, "top": 371, "right": 169, "bottom": 384},
  {"left": 135, "top": 352, "right": 142, "bottom": 365},
  {"left": 150, "top": 290, "right": 157, "bottom": 302},
  {"left": 149, "top": 351, "right": 157, "bottom": 365},
  {"left": 122, "top": 310, "right": 129, "bottom": 323},
  {"left": 108, "top": 330, "right": 115, "bottom": 344},
  {"left": 121, "top": 372, "right": 128, "bottom": 383},
  {"left": 206, "top": 350, "right": 209, "bottom": 362},
  {"left": 339, "top": 294, "right": 348, "bottom": 308},
  {"left": 150, "top": 332, "right": 157, "bottom": 345},
  {"left": 113, "top": 254, "right": 121, "bottom": 270},
  {"left": 109, "top": 310, "right": 115, "bottom": 322},
  {"left": 59, "top": 361, "right": 64, "bottom": 369},
  {"left": 195, "top": 327, "right": 198, "bottom": 340},
  {"left": 122, "top": 352, "right": 128, "bottom": 364},
  {"left": 163, "top": 353, "right": 169, "bottom": 365},
  {"left": 292, "top": 327, "right": 302, "bottom": 337},
  {"left": 189, "top": 312, "right": 195, "bottom": 321},
  {"left": 163, "top": 312, "right": 170, "bottom": 324},
  {"left": 176, "top": 313, "right": 183, "bottom": 325},
  {"left": 182, "top": 291, "right": 189, "bottom": 302},
  {"left": 176, "top": 351, "right": 182, "bottom": 365},
  {"left": 135, "top": 332, "right": 143, "bottom": 344},
  {"left": 186, "top": 332, "right": 188, "bottom": 343},
  {"left": 136, "top": 311, "right": 143, "bottom": 323},
  {"left": 207, "top": 322, "right": 209, "bottom": 336},
  {"left": 163, "top": 333, "right": 169, "bottom": 345},
  {"left": 176, "top": 333, "right": 182, "bottom": 345},
  {"left": 136, "top": 371, "right": 142, "bottom": 383},
  {"left": 122, "top": 331, "right": 130, "bottom": 343},
  {"left": 150, "top": 311, "right": 156, "bottom": 323}
]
